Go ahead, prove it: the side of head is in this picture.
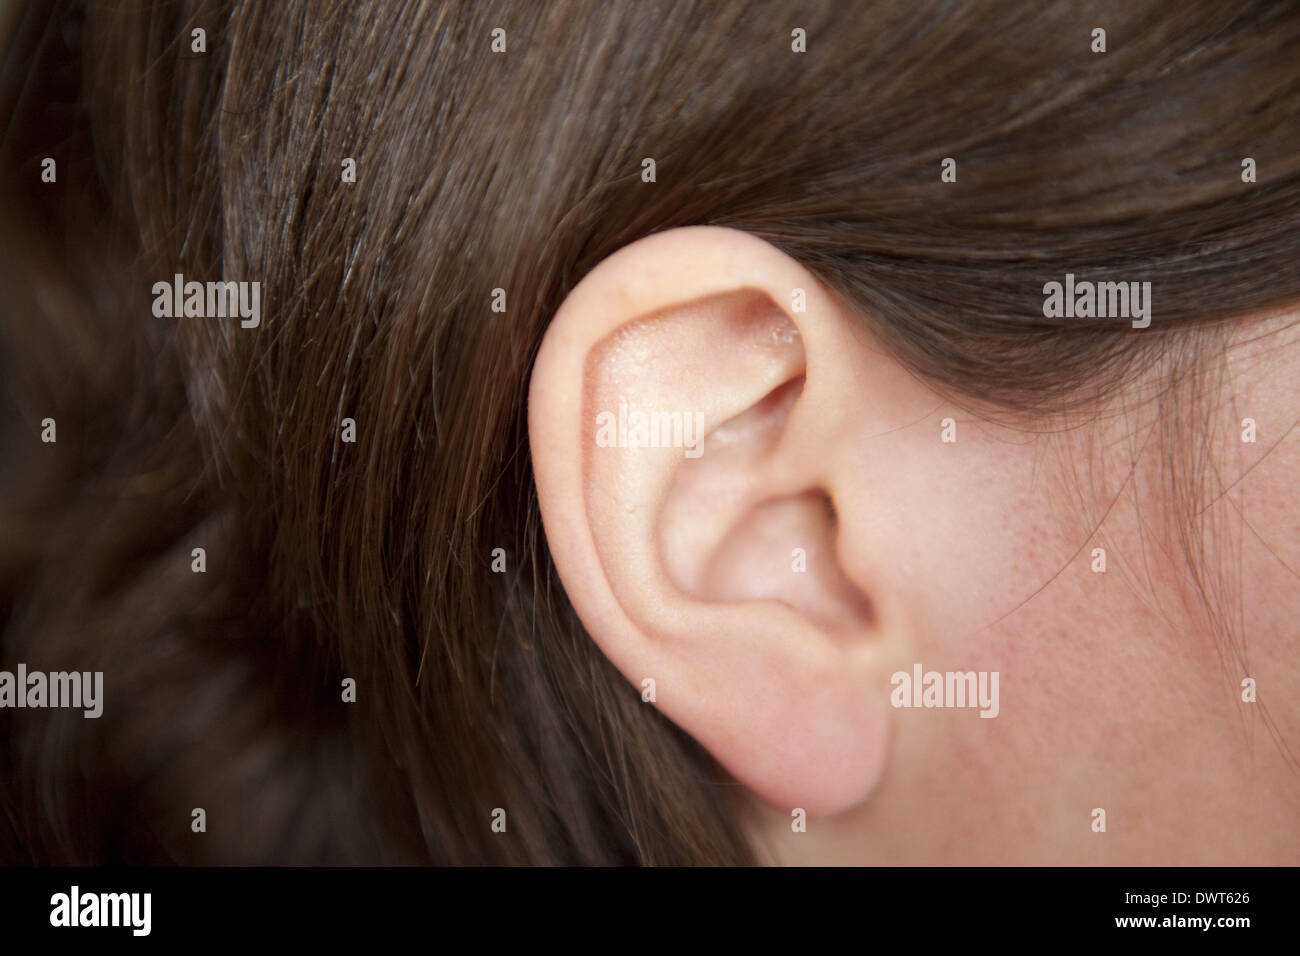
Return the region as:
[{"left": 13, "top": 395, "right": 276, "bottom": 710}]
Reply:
[{"left": 0, "top": 0, "right": 1296, "bottom": 863}]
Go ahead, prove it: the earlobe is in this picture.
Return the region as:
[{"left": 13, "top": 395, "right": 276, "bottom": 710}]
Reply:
[{"left": 528, "top": 227, "right": 907, "bottom": 816}]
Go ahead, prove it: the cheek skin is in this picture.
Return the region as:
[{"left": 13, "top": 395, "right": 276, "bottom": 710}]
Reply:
[
  {"left": 753, "top": 385, "right": 1296, "bottom": 864},
  {"left": 848, "top": 416, "right": 1114, "bottom": 861},
  {"left": 881, "top": 415, "right": 1223, "bottom": 862}
]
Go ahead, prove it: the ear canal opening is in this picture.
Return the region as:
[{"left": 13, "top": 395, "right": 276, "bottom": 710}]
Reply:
[
  {"left": 661, "top": 364, "right": 874, "bottom": 637},
  {"left": 698, "top": 488, "right": 876, "bottom": 637}
]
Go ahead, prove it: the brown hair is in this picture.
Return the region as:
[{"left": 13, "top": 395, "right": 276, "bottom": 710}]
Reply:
[{"left": 1, "top": 0, "right": 1297, "bottom": 864}]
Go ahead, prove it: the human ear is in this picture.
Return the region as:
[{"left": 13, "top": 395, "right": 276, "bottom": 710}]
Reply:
[{"left": 528, "top": 226, "right": 924, "bottom": 816}]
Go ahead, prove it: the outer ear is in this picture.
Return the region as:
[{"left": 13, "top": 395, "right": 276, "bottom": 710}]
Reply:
[{"left": 528, "top": 226, "right": 913, "bottom": 816}]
